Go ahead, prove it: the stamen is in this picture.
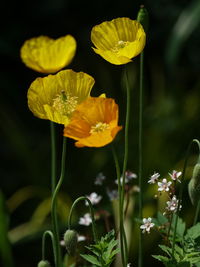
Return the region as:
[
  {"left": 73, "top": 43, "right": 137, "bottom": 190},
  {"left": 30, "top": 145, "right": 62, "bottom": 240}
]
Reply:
[
  {"left": 53, "top": 91, "right": 78, "bottom": 116},
  {"left": 112, "top": 40, "right": 129, "bottom": 52},
  {"left": 90, "top": 122, "right": 110, "bottom": 134}
]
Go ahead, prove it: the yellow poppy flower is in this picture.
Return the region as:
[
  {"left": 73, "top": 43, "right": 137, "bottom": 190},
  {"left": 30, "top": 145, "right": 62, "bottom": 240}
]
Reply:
[
  {"left": 91, "top": 17, "right": 146, "bottom": 65},
  {"left": 63, "top": 97, "right": 122, "bottom": 147},
  {"left": 28, "top": 69, "right": 95, "bottom": 125},
  {"left": 20, "top": 35, "right": 76, "bottom": 73}
]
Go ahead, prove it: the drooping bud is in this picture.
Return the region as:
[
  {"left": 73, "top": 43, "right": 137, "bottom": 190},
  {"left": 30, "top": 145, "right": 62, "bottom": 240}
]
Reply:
[
  {"left": 37, "top": 260, "right": 51, "bottom": 267},
  {"left": 188, "top": 163, "right": 200, "bottom": 205},
  {"left": 137, "top": 5, "right": 149, "bottom": 33},
  {"left": 64, "top": 229, "right": 78, "bottom": 255}
]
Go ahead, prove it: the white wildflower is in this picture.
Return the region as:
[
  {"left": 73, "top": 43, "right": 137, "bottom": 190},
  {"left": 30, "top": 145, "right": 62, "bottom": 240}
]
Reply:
[
  {"left": 158, "top": 178, "right": 172, "bottom": 192},
  {"left": 107, "top": 189, "right": 118, "bottom": 201},
  {"left": 140, "top": 217, "right": 154, "bottom": 234},
  {"left": 115, "top": 170, "right": 137, "bottom": 185},
  {"left": 169, "top": 170, "right": 182, "bottom": 183},
  {"left": 148, "top": 172, "right": 160, "bottom": 184},
  {"left": 78, "top": 235, "right": 86, "bottom": 242},
  {"left": 125, "top": 170, "right": 137, "bottom": 180},
  {"left": 95, "top": 172, "right": 106, "bottom": 185},
  {"left": 79, "top": 213, "right": 92, "bottom": 226},
  {"left": 85, "top": 192, "right": 102, "bottom": 206},
  {"left": 166, "top": 195, "right": 182, "bottom": 212}
]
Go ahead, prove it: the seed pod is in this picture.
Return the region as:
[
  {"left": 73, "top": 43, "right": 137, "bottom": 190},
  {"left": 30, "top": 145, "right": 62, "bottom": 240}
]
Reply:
[
  {"left": 137, "top": 5, "right": 149, "bottom": 33},
  {"left": 64, "top": 229, "right": 78, "bottom": 255},
  {"left": 37, "top": 260, "right": 51, "bottom": 267},
  {"left": 188, "top": 163, "right": 200, "bottom": 205}
]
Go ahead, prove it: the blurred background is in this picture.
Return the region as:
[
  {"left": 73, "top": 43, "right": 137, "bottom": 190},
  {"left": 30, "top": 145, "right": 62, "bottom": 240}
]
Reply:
[{"left": 1, "top": 0, "right": 200, "bottom": 266}]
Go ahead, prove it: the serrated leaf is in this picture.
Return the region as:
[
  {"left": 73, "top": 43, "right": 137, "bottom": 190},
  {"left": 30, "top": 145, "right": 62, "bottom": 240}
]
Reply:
[
  {"left": 177, "top": 262, "right": 191, "bottom": 267},
  {"left": 80, "top": 254, "right": 101, "bottom": 266},
  {"left": 185, "top": 223, "right": 200, "bottom": 240},
  {"left": 159, "top": 245, "right": 172, "bottom": 257},
  {"left": 152, "top": 254, "right": 169, "bottom": 262}
]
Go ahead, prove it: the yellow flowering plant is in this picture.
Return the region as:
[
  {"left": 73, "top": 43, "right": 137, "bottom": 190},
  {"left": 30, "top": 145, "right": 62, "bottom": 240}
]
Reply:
[
  {"left": 63, "top": 97, "right": 122, "bottom": 147},
  {"left": 91, "top": 17, "right": 146, "bottom": 65},
  {"left": 20, "top": 35, "right": 76, "bottom": 73},
  {"left": 27, "top": 69, "right": 95, "bottom": 125}
]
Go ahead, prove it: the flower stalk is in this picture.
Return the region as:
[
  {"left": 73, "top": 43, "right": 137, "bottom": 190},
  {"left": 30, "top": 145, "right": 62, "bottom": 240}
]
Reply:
[
  {"left": 138, "top": 50, "right": 144, "bottom": 267},
  {"left": 50, "top": 122, "right": 57, "bottom": 193},
  {"left": 42, "top": 230, "right": 56, "bottom": 264},
  {"left": 68, "top": 196, "right": 98, "bottom": 243},
  {"left": 51, "top": 137, "right": 67, "bottom": 267}
]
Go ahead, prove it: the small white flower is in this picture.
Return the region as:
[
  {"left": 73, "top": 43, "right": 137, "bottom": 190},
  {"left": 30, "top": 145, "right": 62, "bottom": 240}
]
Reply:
[
  {"left": 115, "top": 170, "right": 137, "bottom": 185},
  {"left": 60, "top": 240, "right": 65, "bottom": 247},
  {"left": 169, "top": 170, "right": 182, "bottom": 183},
  {"left": 127, "top": 264, "right": 131, "bottom": 267},
  {"left": 85, "top": 192, "right": 102, "bottom": 206},
  {"left": 158, "top": 178, "right": 172, "bottom": 192},
  {"left": 79, "top": 213, "right": 92, "bottom": 226},
  {"left": 78, "top": 235, "right": 86, "bottom": 242},
  {"left": 125, "top": 170, "right": 137, "bottom": 180},
  {"left": 140, "top": 217, "right": 154, "bottom": 234},
  {"left": 95, "top": 172, "right": 106, "bottom": 185},
  {"left": 107, "top": 189, "right": 118, "bottom": 201},
  {"left": 166, "top": 195, "right": 182, "bottom": 212},
  {"left": 148, "top": 172, "right": 160, "bottom": 184}
]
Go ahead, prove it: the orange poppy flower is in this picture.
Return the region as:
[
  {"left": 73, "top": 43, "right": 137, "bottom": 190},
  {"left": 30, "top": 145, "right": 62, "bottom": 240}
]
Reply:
[{"left": 63, "top": 97, "right": 122, "bottom": 147}]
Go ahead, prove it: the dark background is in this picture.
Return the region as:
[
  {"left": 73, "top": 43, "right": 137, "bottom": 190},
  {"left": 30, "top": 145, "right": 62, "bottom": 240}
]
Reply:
[{"left": 1, "top": 0, "right": 200, "bottom": 266}]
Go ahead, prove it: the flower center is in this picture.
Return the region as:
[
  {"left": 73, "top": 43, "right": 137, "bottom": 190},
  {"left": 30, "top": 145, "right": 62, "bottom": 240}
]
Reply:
[
  {"left": 90, "top": 122, "right": 110, "bottom": 134},
  {"left": 53, "top": 91, "right": 78, "bottom": 116},
  {"left": 112, "top": 40, "right": 129, "bottom": 52}
]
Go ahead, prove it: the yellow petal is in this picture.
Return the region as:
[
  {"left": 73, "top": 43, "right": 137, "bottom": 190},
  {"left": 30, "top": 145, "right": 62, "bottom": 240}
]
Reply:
[
  {"left": 91, "top": 17, "right": 146, "bottom": 65},
  {"left": 28, "top": 69, "right": 95, "bottom": 124},
  {"left": 21, "top": 35, "right": 77, "bottom": 73},
  {"left": 92, "top": 47, "right": 132, "bottom": 65}
]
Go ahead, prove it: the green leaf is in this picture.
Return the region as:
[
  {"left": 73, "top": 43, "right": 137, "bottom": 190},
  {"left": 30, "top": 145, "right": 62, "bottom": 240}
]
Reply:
[
  {"left": 157, "top": 212, "right": 168, "bottom": 225},
  {"left": 0, "top": 191, "right": 14, "bottom": 267},
  {"left": 159, "top": 245, "right": 172, "bottom": 257},
  {"left": 80, "top": 254, "right": 101, "bottom": 266},
  {"left": 177, "top": 262, "right": 191, "bottom": 267},
  {"left": 165, "top": 0, "right": 200, "bottom": 68},
  {"left": 172, "top": 215, "right": 186, "bottom": 238},
  {"left": 152, "top": 254, "right": 169, "bottom": 262},
  {"left": 185, "top": 223, "right": 200, "bottom": 240}
]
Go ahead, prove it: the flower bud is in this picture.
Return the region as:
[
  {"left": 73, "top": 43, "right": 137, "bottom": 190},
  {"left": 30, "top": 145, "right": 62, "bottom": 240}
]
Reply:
[
  {"left": 188, "top": 163, "right": 200, "bottom": 205},
  {"left": 64, "top": 229, "right": 78, "bottom": 255},
  {"left": 37, "top": 260, "right": 51, "bottom": 267},
  {"left": 137, "top": 5, "right": 149, "bottom": 33}
]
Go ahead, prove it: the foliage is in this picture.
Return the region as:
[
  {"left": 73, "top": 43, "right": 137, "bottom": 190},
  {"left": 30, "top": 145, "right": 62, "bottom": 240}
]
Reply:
[
  {"left": 153, "top": 217, "right": 200, "bottom": 266},
  {"left": 81, "top": 230, "right": 119, "bottom": 267}
]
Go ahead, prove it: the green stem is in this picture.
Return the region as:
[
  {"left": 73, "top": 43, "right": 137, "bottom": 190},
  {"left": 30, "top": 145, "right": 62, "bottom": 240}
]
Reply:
[
  {"left": 172, "top": 139, "right": 200, "bottom": 258},
  {"left": 193, "top": 199, "right": 200, "bottom": 225},
  {"left": 51, "top": 137, "right": 67, "bottom": 267},
  {"left": 50, "top": 122, "right": 57, "bottom": 193},
  {"left": 111, "top": 145, "right": 125, "bottom": 266},
  {"left": 120, "top": 66, "right": 131, "bottom": 266},
  {"left": 42, "top": 230, "right": 56, "bottom": 264},
  {"left": 166, "top": 213, "right": 173, "bottom": 244},
  {"left": 68, "top": 196, "right": 98, "bottom": 243},
  {"left": 138, "top": 51, "right": 144, "bottom": 267}
]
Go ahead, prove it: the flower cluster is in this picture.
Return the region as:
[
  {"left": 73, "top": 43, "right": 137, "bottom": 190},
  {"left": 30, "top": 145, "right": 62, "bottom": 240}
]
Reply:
[{"left": 141, "top": 169, "right": 182, "bottom": 234}]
